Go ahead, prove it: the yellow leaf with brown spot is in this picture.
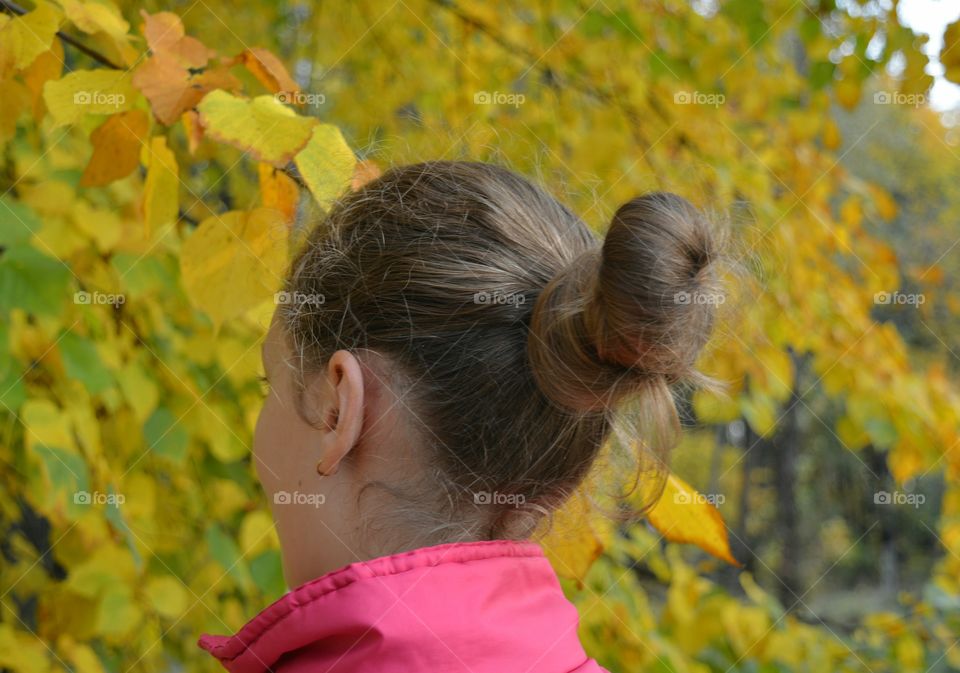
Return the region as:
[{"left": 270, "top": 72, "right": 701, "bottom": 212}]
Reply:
[
  {"left": 646, "top": 472, "right": 739, "bottom": 566},
  {"left": 133, "top": 54, "right": 239, "bottom": 126},
  {"left": 132, "top": 10, "right": 237, "bottom": 125},
  {"left": 240, "top": 47, "right": 299, "bottom": 94},
  {"left": 80, "top": 110, "right": 149, "bottom": 187}
]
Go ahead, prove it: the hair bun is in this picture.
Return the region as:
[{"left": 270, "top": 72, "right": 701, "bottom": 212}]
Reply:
[{"left": 528, "top": 192, "right": 720, "bottom": 413}]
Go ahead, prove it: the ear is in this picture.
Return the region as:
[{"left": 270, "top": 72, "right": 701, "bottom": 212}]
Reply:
[{"left": 312, "top": 350, "right": 365, "bottom": 475}]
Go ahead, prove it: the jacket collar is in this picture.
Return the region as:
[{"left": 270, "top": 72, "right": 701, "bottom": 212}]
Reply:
[{"left": 198, "top": 539, "right": 600, "bottom": 673}]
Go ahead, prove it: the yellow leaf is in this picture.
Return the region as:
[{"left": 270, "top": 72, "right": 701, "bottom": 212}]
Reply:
[
  {"left": 66, "top": 544, "right": 136, "bottom": 598},
  {"left": 0, "top": 1, "right": 62, "bottom": 77},
  {"left": 141, "top": 135, "right": 179, "bottom": 238},
  {"left": 22, "top": 398, "right": 74, "bottom": 452},
  {"left": 60, "top": 0, "right": 129, "bottom": 40},
  {"left": 741, "top": 393, "right": 777, "bottom": 436},
  {"left": 129, "top": 11, "right": 234, "bottom": 125},
  {"left": 941, "top": 20, "right": 960, "bottom": 85},
  {"left": 258, "top": 163, "right": 299, "bottom": 224},
  {"left": 240, "top": 510, "right": 277, "bottom": 556},
  {"left": 0, "top": 624, "right": 51, "bottom": 673},
  {"left": 646, "top": 472, "right": 739, "bottom": 566},
  {"left": 181, "top": 109, "right": 203, "bottom": 153},
  {"left": 20, "top": 40, "right": 63, "bottom": 119},
  {"left": 95, "top": 584, "right": 142, "bottom": 639},
  {"left": 0, "top": 79, "right": 30, "bottom": 142},
  {"left": 71, "top": 201, "right": 122, "bottom": 253},
  {"left": 834, "top": 76, "right": 861, "bottom": 110},
  {"left": 538, "top": 489, "right": 613, "bottom": 583},
  {"left": 294, "top": 123, "right": 356, "bottom": 210},
  {"left": 692, "top": 387, "right": 742, "bottom": 423},
  {"left": 139, "top": 10, "right": 211, "bottom": 68},
  {"left": 756, "top": 345, "right": 793, "bottom": 402},
  {"left": 822, "top": 118, "right": 841, "bottom": 151},
  {"left": 132, "top": 50, "right": 239, "bottom": 125},
  {"left": 80, "top": 110, "right": 149, "bottom": 187},
  {"left": 57, "top": 638, "right": 105, "bottom": 673},
  {"left": 115, "top": 361, "right": 158, "bottom": 423},
  {"left": 42, "top": 69, "right": 136, "bottom": 126},
  {"left": 888, "top": 439, "right": 925, "bottom": 484},
  {"left": 144, "top": 576, "right": 189, "bottom": 618},
  {"left": 197, "top": 90, "right": 317, "bottom": 166},
  {"left": 837, "top": 414, "right": 870, "bottom": 450},
  {"left": 839, "top": 196, "right": 863, "bottom": 228},
  {"left": 870, "top": 185, "right": 898, "bottom": 221},
  {"left": 180, "top": 208, "right": 288, "bottom": 326},
  {"left": 240, "top": 47, "right": 299, "bottom": 94}
]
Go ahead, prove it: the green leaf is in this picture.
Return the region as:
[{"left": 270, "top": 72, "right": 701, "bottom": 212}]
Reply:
[
  {"left": 59, "top": 331, "right": 114, "bottom": 394},
  {"left": 144, "top": 407, "right": 188, "bottom": 464},
  {"left": 249, "top": 548, "right": 286, "bottom": 598},
  {"left": 0, "top": 196, "right": 40, "bottom": 248},
  {"left": 0, "top": 246, "right": 70, "bottom": 317},
  {"left": 0, "top": 323, "right": 25, "bottom": 410},
  {"left": 206, "top": 524, "right": 253, "bottom": 591},
  {"left": 35, "top": 445, "right": 90, "bottom": 518}
]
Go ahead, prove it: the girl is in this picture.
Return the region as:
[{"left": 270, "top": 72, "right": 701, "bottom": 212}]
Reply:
[{"left": 198, "top": 161, "right": 720, "bottom": 672}]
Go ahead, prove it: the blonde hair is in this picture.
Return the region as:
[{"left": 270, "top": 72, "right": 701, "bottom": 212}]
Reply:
[{"left": 278, "top": 161, "right": 722, "bottom": 545}]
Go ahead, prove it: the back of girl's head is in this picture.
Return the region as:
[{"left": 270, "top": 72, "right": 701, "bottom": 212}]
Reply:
[{"left": 278, "top": 160, "right": 723, "bottom": 544}]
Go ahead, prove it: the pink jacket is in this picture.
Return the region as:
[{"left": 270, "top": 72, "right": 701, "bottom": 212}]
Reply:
[{"left": 199, "top": 539, "right": 608, "bottom": 672}]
